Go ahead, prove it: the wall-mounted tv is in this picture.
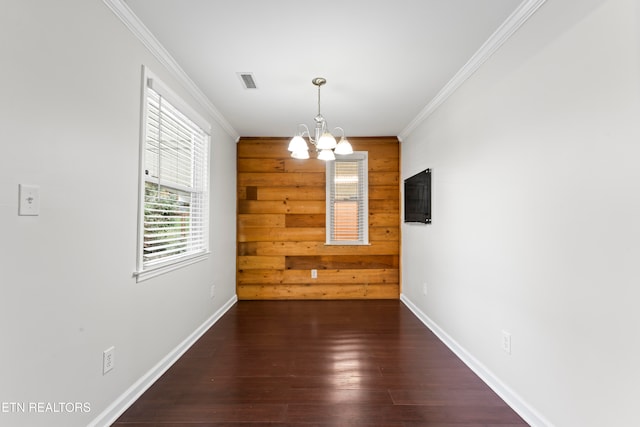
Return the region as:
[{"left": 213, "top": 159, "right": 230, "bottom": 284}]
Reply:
[{"left": 404, "top": 169, "right": 431, "bottom": 223}]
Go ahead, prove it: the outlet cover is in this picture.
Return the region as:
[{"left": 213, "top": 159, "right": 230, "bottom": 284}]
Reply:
[
  {"left": 501, "top": 331, "right": 512, "bottom": 355},
  {"left": 103, "top": 346, "right": 115, "bottom": 374}
]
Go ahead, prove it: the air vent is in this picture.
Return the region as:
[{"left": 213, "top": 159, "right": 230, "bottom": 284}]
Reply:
[{"left": 238, "top": 73, "right": 257, "bottom": 89}]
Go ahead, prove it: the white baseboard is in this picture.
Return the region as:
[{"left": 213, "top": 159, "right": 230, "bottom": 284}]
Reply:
[
  {"left": 400, "top": 293, "right": 552, "bottom": 427},
  {"left": 88, "top": 294, "right": 238, "bottom": 427}
]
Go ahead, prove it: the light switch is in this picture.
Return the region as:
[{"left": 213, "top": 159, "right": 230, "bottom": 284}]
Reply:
[{"left": 19, "top": 184, "right": 40, "bottom": 216}]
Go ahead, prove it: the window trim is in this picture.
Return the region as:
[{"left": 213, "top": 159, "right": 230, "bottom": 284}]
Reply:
[
  {"left": 134, "top": 66, "right": 211, "bottom": 282},
  {"left": 325, "top": 151, "right": 369, "bottom": 246}
]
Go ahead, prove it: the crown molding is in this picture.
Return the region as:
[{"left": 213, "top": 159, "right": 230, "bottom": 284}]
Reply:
[
  {"left": 399, "top": 0, "right": 547, "bottom": 140},
  {"left": 102, "top": 0, "right": 240, "bottom": 140}
]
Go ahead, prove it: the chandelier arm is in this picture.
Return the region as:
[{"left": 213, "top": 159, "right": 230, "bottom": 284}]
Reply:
[
  {"left": 296, "top": 123, "right": 311, "bottom": 136},
  {"left": 294, "top": 123, "right": 314, "bottom": 144},
  {"left": 332, "top": 126, "right": 346, "bottom": 138}
]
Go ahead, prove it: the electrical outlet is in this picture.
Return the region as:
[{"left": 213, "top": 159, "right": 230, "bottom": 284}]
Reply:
[
  {"left": 103, "top": 346, "right": 115, "bottom": 374},
  {"left": 501, "top": 331, "right": 512, "bottom": 355},
  {"left": 311, "top": 269, "right": 318, "bottom": 279},
  {"left": 210, "top": 284, "right": 215, "bottom": 299},
  {"left": 422, "top": 283, "right": 428, "bottom": 296}
]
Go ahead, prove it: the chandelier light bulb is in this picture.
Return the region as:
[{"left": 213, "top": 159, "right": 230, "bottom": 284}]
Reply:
[
  {"left": 291, "top": 150, "right": 310, "bottom": 160},
  {"left": 317, "top": 149, "right": 336, "bottom": 161},
  {"left": 334, "top": 137, "right": 353, "bottom": 155},
  {"left": 288, "top": 135, "right": 309, "bottom": 153},
  {"left": 317, "top": 132, "right": 337, "bottom": 150}
]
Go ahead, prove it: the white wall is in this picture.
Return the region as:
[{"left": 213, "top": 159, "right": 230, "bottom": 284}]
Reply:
[
  {"left": 401, "top": 0, "right": 640, "bottom": 426},
  {"left": 0, "top": 1, "right": 237, "bottom": 426}
]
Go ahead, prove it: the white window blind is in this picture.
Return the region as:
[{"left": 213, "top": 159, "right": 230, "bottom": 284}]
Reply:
[
  {"left": 136, "top": 70, "right": 210, "bottom": 279},
  {"left": 326, "top": 152, "right": 369, "bottom": 245}
]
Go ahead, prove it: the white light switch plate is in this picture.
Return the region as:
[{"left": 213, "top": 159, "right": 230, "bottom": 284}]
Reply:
[{"left": 19, "top": 184, "right": 40, "bottom": 216}]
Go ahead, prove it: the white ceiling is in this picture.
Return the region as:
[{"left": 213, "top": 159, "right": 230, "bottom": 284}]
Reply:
[{"left": 123, "top": 0, "right": 524, "bottom": 138}]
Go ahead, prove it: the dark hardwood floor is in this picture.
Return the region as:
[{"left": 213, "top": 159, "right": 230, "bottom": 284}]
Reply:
[{"left": 113, "top": 300, "right": 527, "bottom": 426}]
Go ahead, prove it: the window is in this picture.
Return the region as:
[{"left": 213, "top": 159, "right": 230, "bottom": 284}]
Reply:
[
  {"left": 326, "top": 152, "right": 369, "bottom": 245},
  {"left": 135, "top": 68, "right": 210, "bottom": 281}
]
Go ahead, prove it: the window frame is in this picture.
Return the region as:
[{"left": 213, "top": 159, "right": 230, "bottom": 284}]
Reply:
[
  {"left": 325, "top": 151, "right": 369, "bottom": 246},
  {"left": 134, "top": 67, "right": 211, "bottom": 282}
]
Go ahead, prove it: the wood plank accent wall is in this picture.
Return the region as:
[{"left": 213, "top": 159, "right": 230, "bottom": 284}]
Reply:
[{"left": 237, "top": 137, "right": 400, "bottom": 300}]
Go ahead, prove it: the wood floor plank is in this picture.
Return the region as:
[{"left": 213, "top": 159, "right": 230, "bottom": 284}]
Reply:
[{"left": 113, "top": 300, "right": 528, "bottom": 426}]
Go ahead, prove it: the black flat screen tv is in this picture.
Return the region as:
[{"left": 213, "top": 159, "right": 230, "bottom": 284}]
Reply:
[{"left": 404, "top": 169, "right": 431, "bottom": 223}]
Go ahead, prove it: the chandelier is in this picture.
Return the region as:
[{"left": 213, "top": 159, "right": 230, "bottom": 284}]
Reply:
[{"left": 287, "top": 77, "right": 353, "bottom": 161}]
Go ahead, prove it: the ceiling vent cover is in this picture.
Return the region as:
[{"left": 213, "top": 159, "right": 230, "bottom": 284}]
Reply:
[{"left": 238, "top": 73, "right": 257, "bottom": 89}]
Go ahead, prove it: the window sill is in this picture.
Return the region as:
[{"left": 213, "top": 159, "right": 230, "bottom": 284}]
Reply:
[
  {"left": 134, "top": 252, "right": 210, "bottom": 283},
  {"left": 325, "top": 242, "right": 371, "bottom": 246}
]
